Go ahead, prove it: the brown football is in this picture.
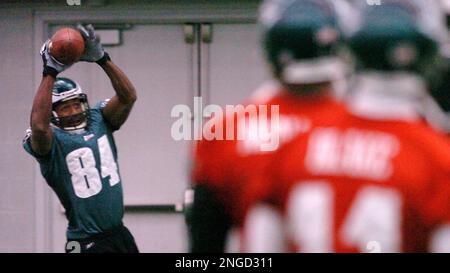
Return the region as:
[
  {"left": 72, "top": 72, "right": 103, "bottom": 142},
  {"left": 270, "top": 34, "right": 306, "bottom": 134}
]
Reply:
[{"left": 49, "top": 27, "right": 85, "bottom": 65}]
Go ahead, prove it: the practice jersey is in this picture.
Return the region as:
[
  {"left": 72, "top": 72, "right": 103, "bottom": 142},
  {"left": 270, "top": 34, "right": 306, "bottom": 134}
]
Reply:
[
  {"left": 23, "top": 100, "right": 124, "bottom": 240},
  {"left": 192, "top": 84, "right": 349, "bottom": 227},
  {"left": 243, "top": 113, "right": 450, "bottom": 253}
]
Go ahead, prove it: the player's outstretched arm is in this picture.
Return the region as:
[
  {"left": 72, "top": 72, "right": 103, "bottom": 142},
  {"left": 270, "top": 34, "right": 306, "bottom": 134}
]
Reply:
[
  {"left": 30, "top": 41, "right": 71, "bottom": 155},
  {"left": 77, "top": 24, "right": 137, "bottom": 130},
  {"left": 30, "top": 76, "right": 54, "bottom": 156},
  {"left": 99, "top": 60, "right": 137, "bottom": 130}
]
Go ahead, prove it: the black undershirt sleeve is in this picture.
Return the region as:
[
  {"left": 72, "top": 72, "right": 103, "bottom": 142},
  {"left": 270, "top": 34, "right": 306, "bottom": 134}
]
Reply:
[{"left": 188, "top": 184, "right": 232, "bottom": 253}]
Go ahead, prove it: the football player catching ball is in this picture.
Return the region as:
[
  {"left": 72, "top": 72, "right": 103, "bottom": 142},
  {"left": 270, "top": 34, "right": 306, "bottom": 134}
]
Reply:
[{"left": 23, "top": 24, "right": 139, "bottom": 253}]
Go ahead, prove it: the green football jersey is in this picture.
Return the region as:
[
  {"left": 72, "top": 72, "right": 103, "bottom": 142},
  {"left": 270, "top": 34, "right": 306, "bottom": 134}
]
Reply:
[{"left": 23, "top": 100, "right": 124, "bottom": 240}]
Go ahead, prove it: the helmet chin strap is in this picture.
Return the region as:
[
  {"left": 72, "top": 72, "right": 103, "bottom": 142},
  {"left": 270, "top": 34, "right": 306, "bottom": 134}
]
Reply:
[
  {"left": 61, "top": 120, "right": 88, "bottom": 132},
  {"left": 49, "top": 122, "right": 86, "bottom": 134}
]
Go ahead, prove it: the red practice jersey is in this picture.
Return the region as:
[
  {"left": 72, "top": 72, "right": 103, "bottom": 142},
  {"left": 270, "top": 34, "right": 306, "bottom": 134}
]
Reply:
[
  {"left": 192, "top": 84, "right": 348, "bottom": 228},
  {"left": 243, "top": 113, "right": 450, "bottom": 253}
]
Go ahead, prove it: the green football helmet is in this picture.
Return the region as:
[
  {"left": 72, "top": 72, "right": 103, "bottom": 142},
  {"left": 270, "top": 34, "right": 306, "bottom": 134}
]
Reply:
[
  {"left": 51, "top": 77, "right": 90, "bottom": 131},
  {"left": 348, "top": 0, "right": 447, "bottom": 75},
  {"left": 259, "top": 0, "right": 355, "bottom": 86}
]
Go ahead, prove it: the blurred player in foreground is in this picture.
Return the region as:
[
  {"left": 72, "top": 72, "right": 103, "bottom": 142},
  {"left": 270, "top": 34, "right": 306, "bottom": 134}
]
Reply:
[
  {"left": 23, "top": 24, "right": 138, "bottom": 253},
  {"left": 243, "top": 0, "right": 450, "bottom": 253},
  {"left": 426, "top": 0, "right": 450, "bottom": 132},
  {"left": 189, "top": 0, "right": 355, "bottom": 252}
]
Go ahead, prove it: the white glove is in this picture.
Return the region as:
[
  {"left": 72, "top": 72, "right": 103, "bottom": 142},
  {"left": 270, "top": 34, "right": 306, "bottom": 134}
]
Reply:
[
  {"left": 76, "top": 24, "right": 105, "bottom": 62},
  {"left": 40, "top": 40, "right": 72, "bottom": 77}
]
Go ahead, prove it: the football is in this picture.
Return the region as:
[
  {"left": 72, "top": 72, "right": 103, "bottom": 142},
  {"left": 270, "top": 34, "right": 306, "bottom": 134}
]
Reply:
[{"left": 49, "top": 27, "right": 85, "bottom": 65}]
